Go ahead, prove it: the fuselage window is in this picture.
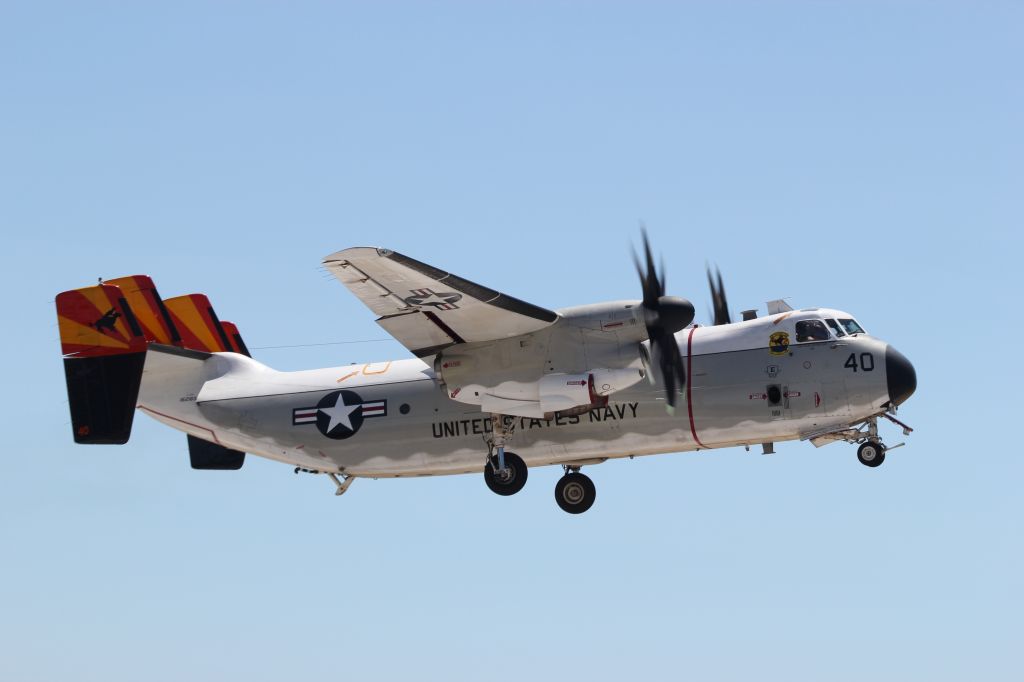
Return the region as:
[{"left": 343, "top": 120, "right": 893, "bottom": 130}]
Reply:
[
  {"left": 839, "top": 318, "right": 865, "bottom": 335},
  {"left": 825, "top": 319, "right": 846, "bottom": 337},
  {"left": 796, "top": 319, "right": 830, "bottom": 342}
]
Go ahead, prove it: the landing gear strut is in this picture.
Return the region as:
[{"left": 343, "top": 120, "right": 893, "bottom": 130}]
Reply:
[
  {"left": 555, "top": 466, "right": 596, "bottom": 514},
  {"left": 856, "top": 415, "right": 886, "bottom": 467},
  {"left": 484, "top": 451, "right": 527, "bottom": 495},
  {"left": 483, "top": 414, "right": 527, "bottom": 496},
  {"left": 810, "top": 412, "right": 911, "bottom": 469}
]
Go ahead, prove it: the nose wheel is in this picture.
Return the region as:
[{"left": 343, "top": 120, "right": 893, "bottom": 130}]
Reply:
[
  {"left": 857, "top": 441, "right": 886, "bottom": 467},
  {"left": 555, "top": 468, "right": 596, "bottom": 514}
]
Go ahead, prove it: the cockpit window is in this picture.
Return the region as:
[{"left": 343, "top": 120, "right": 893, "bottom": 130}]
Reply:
[
  {"left": 796, "top": 319, "right": 830, "bottom": 342},
  {"left": 839, "top": 318, "right": 865, "bottom": 335},
  {"left": 825, "top": 319, "right": 846, "bottom": 337}
]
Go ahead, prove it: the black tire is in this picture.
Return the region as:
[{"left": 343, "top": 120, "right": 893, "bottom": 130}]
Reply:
[
  {"left": 554, "top": 472, "right": 596, "bottom": 514},
  {"left": 857, "top": 441, "right": 886, "bottom": 468},
  {"left": 484, "top": 451, "right": 528, "bottom": 496}
]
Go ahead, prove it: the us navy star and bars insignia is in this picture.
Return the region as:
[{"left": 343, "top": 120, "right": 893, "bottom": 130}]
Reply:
[
  {"left": 292, "top": 390, "right": 387, "bottom": 440},
  {"left": 403, "top": 288, "right": 462, "bottom": 310}
]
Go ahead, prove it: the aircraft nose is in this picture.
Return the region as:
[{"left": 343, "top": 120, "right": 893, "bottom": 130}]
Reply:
[{"left": 885, "top": 345, "right": 917, "bottom": 406}]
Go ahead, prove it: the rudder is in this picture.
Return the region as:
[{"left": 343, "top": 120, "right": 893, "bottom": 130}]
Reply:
[
  {"left": 187, "top": 435, "right": 246, "bottom": 470},
  {"left": 163, "top": 294, "right": 233, "bottom": 352},
  {"left": 56, "top": 283, "right": 147, "bottom": 444},
  {"left": 219, "top": 320, "right": 251, "bottom": 357},
  {"left": 105, "top": 275, "right": 181, "bottom": 346}
]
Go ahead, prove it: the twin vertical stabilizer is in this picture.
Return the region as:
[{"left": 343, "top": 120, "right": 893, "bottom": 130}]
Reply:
[{"left": 55, "top": 276, "right": 250, "bottom": 468}]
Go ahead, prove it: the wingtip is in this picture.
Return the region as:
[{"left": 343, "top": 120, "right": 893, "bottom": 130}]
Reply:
[{"left": 322, "top": 246, "right": 387, "bottom": 264}]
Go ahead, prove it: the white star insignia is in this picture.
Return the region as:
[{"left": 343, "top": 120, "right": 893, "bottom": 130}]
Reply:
[
  {"left": 414, "top": 293, "right": 454, "bottom": 307},
  {"left": 318, "top": 393, "right": 360, "bottom": 433}
]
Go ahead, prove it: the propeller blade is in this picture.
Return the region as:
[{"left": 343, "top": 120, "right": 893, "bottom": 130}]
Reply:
[
  {"left": 707, "top": 265, "right": 731, "bottom": 326},
  {"left": 632, "top": 228, "right": 663, "bottom": 307},
  {"left": 631, "top": 229, "right": 694, "bottom": 410},
  {"left": 652, "top": 332, "right": 686, "bottom": 409}
]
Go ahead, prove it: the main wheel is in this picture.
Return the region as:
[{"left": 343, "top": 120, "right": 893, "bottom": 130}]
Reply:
[
  {"left": 484, "top": 451, "right": 528, "bottom": 496},
  {"left": 554, "top": 472, "right": 596, "bottom": 514},
  {"left": 857, "top": 441, "right": 886, "bottom": 468}
]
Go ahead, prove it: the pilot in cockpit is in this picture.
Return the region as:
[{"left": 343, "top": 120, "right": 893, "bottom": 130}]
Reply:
[{"left": 796, "top": 319, "right": 831, "bottom": 342}]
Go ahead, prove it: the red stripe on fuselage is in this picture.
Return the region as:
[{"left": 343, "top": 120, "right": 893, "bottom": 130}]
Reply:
[{"left": 686, "top": 326, "right": 707, "bottom": 448}]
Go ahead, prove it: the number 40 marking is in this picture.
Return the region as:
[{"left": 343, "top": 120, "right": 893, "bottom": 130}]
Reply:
[{"left": 844, "top": 353, "right": 875, "bottom": 372}]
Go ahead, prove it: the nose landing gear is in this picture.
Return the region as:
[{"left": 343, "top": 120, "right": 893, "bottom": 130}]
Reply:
[
  {"left": 807, "top": 411, "right": 913, "bottom": 468},
  {"left": 849, "top": 413, "right": 911, "bottom": 468},
  {"left": 856, "top": 416, "right": 887, "bottom": 468},
  {"left": 857, "top": 441, "right": 885, "bottom": 468}
]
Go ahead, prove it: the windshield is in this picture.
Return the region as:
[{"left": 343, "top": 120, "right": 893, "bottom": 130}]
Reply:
[
  {"left": 825, "top": 319, "right": 846, "bottom": 337},
  {"left": 839, "top": 318, "right": 865, "bottom": 335}
]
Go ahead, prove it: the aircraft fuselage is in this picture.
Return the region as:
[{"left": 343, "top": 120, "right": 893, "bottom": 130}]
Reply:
[{"left": 137, "top": 308, "right": 905, "bottom": 478}]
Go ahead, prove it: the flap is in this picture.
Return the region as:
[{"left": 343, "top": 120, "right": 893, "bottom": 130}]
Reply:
[{"left": 323, "top": 247, "right": 559, "bottom": 357}]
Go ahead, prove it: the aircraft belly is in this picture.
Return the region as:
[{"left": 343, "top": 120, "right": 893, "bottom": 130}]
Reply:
[{"left": 194, "top": 378, "right": 701, "bottom": 476}]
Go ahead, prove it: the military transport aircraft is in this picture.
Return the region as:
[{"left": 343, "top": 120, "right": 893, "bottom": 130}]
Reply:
[{"left": 56, "top": 236, "right": 916, "bottom": 513}]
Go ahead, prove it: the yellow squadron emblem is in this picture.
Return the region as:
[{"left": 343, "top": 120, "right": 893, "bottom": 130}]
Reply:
[{"left": 769, "top": 331, "right": 790, "bottom": 356}]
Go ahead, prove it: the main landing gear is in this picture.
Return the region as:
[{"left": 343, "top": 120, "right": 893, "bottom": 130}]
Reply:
[
  {"left": 485, "top": 450, "right": 528, "bottom": 495},
  {"left": 481, "top": 414, "right": 598, "bottom": 513},
  {"left": 555, "top": 466, "right": 596, "bottom": 514},
  {"left": 483, "top": 414, "right": 528, "bottom": 495}
]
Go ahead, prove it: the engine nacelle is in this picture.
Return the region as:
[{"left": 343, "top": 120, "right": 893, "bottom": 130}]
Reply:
[
  {"left": 589, "top": 368, "right": 647, "bottom": 397},
  {"left": 537, "top": 369, "right": 645, "bottom": 413},
  {"left": 537, "top": 373, "right": 592, "bottom": 413},
  {"left": 436, "top": 353, "right": 645, "bottom": 417}
]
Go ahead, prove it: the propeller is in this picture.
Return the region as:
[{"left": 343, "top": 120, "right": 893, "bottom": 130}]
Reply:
[
  {"left": 707, "top": 265, "right": 731, "bottom": 325},
  {"left": 633, "top": 230, "right": 695, "bottom": 411}
]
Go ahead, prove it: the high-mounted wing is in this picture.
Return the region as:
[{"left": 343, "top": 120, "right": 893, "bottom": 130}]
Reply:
[{"left": 324, "top": 247, "right": 559, "bottom": 357}]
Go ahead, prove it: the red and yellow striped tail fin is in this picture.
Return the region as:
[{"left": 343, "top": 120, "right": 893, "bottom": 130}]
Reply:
[
  {"left": 105, "top": 275, "right": 181, "bottom": 346},
  {"left": 163, "top": 294, "right": 234, "bottom": 353},
  {"left": 219, "top": 320, "right": 251, "bottom": 357},
  {"left": 56, "top": 283, "right": 148, "bottom": 358},
  {"left": 161, "top": 295, "right": 251, "bottom": 468},
  {"left": 56, "top": 283, "right": 148, "bottom": 443},
  {"left": 104, "top": 278, "right": 252, "bottom": 357},
  {"left": 55, "top": 276, "right": 254, "bottom": 446}
]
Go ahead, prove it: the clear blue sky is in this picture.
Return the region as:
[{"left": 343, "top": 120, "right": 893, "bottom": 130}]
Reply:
[{"left": 2, "top": 2, "right": 1021, "bottom": 680}]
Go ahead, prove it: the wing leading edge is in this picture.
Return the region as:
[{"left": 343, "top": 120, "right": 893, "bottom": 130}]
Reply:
[{"left": 324, "top": 247, "right": 559, "bottom": 357}]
